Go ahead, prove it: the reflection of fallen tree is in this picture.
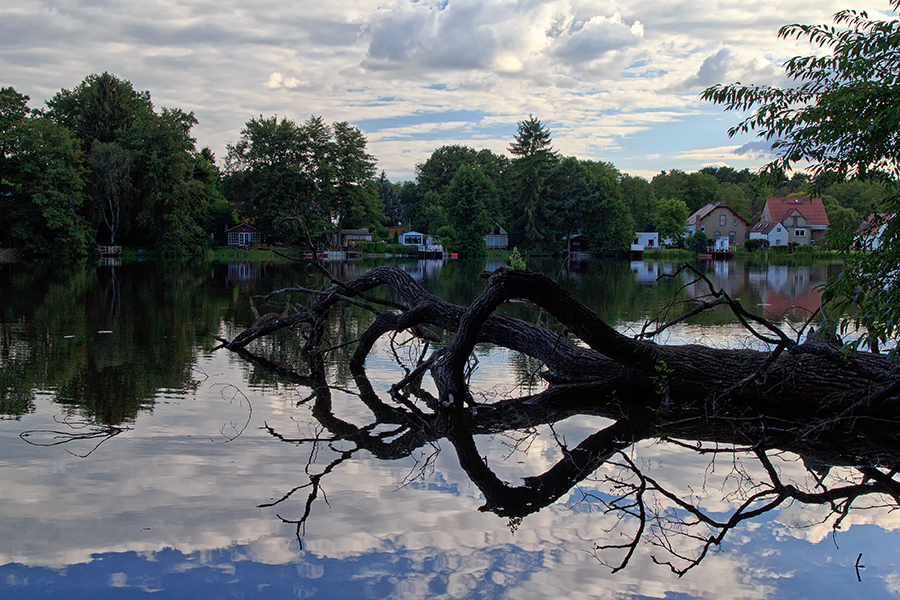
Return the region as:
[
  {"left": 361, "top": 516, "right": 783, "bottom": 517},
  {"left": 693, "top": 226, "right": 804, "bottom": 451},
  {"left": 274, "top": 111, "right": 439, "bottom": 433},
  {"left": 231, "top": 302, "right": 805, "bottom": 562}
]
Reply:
[
  {"left": 589, "top": 439, "right": 900, "bottom": 576},
  {"left": 220, "top": 265, "right": 900, "bottom": 574},
  {"left": 20, "top": 414, "right": 130, "bottom": 457}
]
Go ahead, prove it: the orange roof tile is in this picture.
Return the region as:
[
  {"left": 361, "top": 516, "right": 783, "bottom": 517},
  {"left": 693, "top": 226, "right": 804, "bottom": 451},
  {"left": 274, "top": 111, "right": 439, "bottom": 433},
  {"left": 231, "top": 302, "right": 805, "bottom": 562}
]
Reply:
[{"left": 764, "top": 197, "right": 830, "bottom": 226}]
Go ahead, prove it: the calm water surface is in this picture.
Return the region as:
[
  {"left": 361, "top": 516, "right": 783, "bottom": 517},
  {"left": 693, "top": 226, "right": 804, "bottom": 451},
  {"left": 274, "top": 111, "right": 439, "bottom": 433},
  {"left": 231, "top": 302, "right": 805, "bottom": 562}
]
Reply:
[{"left": 1, "top": 257, "right": 897, "bottom": 599}]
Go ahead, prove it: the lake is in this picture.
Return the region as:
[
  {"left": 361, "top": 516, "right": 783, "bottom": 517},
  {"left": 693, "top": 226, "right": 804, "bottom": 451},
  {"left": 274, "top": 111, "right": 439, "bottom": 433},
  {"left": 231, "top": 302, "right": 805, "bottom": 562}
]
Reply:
[{"left": 2, "top": 256, "right": 897, "bottom": 599}]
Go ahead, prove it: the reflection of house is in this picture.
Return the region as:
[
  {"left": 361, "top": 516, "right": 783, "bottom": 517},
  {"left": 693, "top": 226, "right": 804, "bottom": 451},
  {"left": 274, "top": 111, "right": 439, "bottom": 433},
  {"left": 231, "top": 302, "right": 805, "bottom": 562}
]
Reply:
[
  {"left": 758, "top": 264, "right": 824, "bottom": 317},
  {"left": 749, "top": 221, "right": 790, "bottom": 246},
  {"left": 764, "top": 288, "right": 823, "bottom": 318},
  {"left": 686, "top": 203, "right": 748, "bottom": 246},
  {"left": 397, "top": 259, "right": 446, "bottom": 280},
  {"left": 226, "top": 223, "right": 261, "bottom": 247},
  {"left": 685, "top": 260, "right": 747, "bottom": 298},
  {"left": 757, "top": 197, "right": 830, "bottom": 245},
  {"left": 631, "top": 260, "right": 659, "bottom": 283},
  {"left": 857, "top": 214, "right": 889, "bottom": 251},
  {"left": 485, "top": 225, "right": 508, "bottom": 249},
  {"left": 227, "top": 262, "right": 259, "bottom": 284}
]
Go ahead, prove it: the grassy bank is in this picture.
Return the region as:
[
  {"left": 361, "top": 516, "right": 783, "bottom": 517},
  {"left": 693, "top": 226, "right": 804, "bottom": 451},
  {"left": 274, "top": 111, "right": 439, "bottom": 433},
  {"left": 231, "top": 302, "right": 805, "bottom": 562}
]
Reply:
[
  {"left": 207, "top": 246, "right": 306, "bottom": 262},
  {"left": 643, "top": 248, "right": 697, "bottom": 261},
  {"left": 736, "top": 246, "right": 844, "bottom": 265}
]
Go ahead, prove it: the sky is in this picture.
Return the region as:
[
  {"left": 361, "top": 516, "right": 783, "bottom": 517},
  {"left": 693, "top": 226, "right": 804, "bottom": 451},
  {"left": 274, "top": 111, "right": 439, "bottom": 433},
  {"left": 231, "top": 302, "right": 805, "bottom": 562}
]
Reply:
[{"left": 1, "top": 0, "right": 892, "bottom": 182}]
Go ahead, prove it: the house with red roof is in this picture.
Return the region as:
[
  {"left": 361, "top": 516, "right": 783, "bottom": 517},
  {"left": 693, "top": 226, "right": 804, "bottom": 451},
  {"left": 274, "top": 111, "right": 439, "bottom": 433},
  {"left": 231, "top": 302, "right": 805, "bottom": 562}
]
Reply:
[
  {"left": 755, "top": 197, "right": 830, "bottom": 246},
  {"left": 686, "top": 202, "right": 749, "bottom": 247}
]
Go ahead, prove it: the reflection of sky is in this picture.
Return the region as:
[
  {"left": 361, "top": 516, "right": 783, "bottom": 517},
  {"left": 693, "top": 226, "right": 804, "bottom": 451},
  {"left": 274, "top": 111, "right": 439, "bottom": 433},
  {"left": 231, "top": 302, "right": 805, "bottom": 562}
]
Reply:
[
  {"left": 3, "top": 345, "right": 900, "bottom": 599},
  {"left": 3, "top": 260, "right": 899, "bottom": 599}
]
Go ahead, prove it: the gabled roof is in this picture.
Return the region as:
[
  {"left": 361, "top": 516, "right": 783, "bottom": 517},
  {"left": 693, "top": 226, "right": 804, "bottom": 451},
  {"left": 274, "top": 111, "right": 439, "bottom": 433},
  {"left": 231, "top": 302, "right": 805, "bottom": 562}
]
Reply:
[
  {"left": 751, "top": 221, "right": 785, "bottom": 235},
  {"left": 226, "top": 223, "right": 259, "bottom": 233},
  {"left": 764, "top": 197, "right": 830, "bottom": 226},
  {"left": 687, "top": 202, "right": 748, "bottom": 225}
]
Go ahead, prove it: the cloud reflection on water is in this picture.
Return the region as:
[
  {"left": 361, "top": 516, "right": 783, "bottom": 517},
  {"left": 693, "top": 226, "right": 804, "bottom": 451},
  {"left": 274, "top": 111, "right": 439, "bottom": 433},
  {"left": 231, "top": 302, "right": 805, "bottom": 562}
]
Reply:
[{"left": 3, "top": 339, "right": 899, "bottom": 599}]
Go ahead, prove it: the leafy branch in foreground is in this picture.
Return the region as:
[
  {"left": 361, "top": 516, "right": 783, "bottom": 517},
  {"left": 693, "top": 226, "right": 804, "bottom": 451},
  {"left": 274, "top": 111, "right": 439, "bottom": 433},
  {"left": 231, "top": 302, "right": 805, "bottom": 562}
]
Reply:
[{"left": 703, "top": 1, "right": 900, "bottom": 351}]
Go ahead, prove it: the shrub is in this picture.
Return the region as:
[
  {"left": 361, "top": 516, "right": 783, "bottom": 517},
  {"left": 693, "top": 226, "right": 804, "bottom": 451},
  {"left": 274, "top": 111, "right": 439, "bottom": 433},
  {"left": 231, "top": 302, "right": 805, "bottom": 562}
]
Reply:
[
  {"left": 385, "top": 243, "right": 418, "bottom": 255},
  {"left": 744, "top": 238, "right": 769, "bottom": 252},
  {"left": 687, "top": 231, "right": 709, "bottom": 254}
]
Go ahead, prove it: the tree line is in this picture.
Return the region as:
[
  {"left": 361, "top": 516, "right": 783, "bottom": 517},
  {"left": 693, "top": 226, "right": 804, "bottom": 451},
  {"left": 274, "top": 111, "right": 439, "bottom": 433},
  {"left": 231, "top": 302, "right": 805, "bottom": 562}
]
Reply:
[
  {"left": 0, "top": 73, "right": 228, "bottom": 259},
  {"left": 0, "top": 73, "right": 890, "bottom": 260}
]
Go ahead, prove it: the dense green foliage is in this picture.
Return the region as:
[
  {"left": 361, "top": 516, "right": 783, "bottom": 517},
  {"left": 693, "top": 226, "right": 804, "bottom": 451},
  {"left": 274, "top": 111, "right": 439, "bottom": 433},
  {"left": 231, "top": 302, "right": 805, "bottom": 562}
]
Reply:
[
  {"left": 703, "top": 0, "right": 900, "bottom": 351},
  {"left": 653, "top": 198, "right": 691, "bottom": 247},
  {"left": 222, "top": 115, "right": 383, "bottom": 247},
  {"left": 1, "top": 74, "right": 225, "bottom": 259}
]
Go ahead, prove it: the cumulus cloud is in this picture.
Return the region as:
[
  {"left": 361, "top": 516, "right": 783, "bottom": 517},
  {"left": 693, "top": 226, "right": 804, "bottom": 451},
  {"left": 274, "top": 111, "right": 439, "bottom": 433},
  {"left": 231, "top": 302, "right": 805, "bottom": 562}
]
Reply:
[
  {"left": 551, "top": 13, "right": 643, "bottom": 64},
  {"left": 265, "top": 72, "right": 303, "bottom": 89},
  {"left": 683, "top": 47, "right": 734, "bottom": 88},
  {"left": 0, "top": 0, "right": 888, "bottom": 179},
  {"left": 361, "top": 1, "right": 644, "bottom": 75},
  {"left": 362, "top": 1, "right": 502, "bottom": 70}
]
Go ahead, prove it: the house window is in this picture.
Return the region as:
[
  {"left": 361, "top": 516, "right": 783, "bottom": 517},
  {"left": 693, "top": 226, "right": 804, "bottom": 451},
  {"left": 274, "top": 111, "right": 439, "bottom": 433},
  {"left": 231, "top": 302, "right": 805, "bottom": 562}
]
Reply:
[
  {"left": 720, "top": 215, "right": 726, "bottom": 226},
  {"left": 714, "top": 231, "right": 721, "bottom": 239},
  {"left": 700, "top": 225, "right": 705, "bottom": 232},
  {"left": 734, "top": 218, "right": 738, "bottom": 226},
  {"left": 795, "top": 229, "right": 806, "bottom": 237},
  {"left": 729, "top": 232, "right": 736, "bottom": 244}
]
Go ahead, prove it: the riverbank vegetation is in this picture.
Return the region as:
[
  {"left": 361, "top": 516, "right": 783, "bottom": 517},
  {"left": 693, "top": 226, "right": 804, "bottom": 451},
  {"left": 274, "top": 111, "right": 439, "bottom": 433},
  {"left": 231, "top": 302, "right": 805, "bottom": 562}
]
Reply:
[{"left": 1, "top": 77, "right": 892, "bottom": 263}]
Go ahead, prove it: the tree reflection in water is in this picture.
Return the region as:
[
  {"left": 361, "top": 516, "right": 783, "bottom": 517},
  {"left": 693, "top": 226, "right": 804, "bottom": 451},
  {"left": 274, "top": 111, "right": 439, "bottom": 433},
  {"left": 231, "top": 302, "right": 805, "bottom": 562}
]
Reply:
[
  {"left": 217, "top": 263, "right": 900, "bottom": 578},
  {"left": 253, "top": 350, "right": 900, "bottom": 576}
]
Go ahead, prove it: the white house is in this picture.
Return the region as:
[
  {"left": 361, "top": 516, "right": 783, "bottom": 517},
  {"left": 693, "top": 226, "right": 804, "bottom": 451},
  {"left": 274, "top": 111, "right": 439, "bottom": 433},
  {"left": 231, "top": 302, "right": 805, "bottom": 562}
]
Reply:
[
  {"left": 484, "top": 225, "right": 508, "bottom": 249},
  {"left": 631, "top": 232, "right": 659, "bottom": 252},
  {"left": 399, "top": 231, "right": 425, "bottom": 246},
  {"left": 226, "top": 223, "right": 261, "bottom": 247},
  {"left": 399, "top": 231, "right": 444, "bottom": 254},
  {"left": 749, "top": 221, "right": 790, "bottom": 246}
]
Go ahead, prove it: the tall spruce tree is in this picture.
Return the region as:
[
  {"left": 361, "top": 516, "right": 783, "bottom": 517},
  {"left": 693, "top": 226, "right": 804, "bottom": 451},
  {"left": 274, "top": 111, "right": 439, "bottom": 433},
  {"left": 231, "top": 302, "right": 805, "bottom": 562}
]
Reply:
[{"left": 508, "top": 115, "right": 558, "bottom": 252}]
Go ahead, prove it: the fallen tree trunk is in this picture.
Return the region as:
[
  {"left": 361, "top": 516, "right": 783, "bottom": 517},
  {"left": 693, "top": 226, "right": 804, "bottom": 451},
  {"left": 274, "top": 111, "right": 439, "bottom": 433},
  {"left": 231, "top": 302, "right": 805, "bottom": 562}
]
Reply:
[{"left": 222, "top": 265, "right": 900, "bottom": 424}]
